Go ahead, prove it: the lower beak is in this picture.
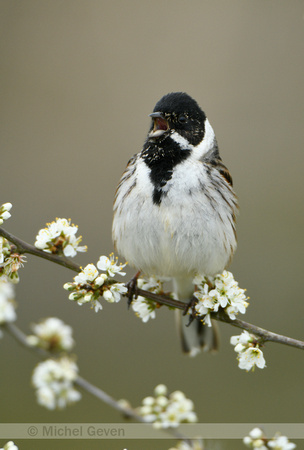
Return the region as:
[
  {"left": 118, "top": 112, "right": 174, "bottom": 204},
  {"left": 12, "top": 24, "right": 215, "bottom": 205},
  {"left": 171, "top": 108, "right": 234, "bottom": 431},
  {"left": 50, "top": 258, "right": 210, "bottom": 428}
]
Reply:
[{"left": 148, "top": 112, "right": 169, "bottom": 138}]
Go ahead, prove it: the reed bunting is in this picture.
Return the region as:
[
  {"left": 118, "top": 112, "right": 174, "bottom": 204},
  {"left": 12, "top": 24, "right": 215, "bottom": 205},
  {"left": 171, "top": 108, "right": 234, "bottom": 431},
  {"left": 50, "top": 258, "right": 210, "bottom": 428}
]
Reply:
[{"left": 112, "top": 92, "right": 238, "bottom": 356}]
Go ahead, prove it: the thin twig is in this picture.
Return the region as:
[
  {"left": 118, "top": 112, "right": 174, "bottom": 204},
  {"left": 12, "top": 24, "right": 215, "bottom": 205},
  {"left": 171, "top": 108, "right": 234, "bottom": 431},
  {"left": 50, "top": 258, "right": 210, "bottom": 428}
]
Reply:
[
  {"left": 1, "top": 227, "right": 304, "bottom": 351},
  {"left": 2, "top": 322, "right": 193, "bottom": 444},
  {"left": 136, "top": 287, "right": 186, "bottom": 309},
  {"left": 4, "top": 322, "right": 141, "bottom": 416}
]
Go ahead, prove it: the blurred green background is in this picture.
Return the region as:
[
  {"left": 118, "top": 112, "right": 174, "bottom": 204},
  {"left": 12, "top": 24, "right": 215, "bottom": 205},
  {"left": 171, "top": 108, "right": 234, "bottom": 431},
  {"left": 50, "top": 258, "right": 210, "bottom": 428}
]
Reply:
[{"left": 1, "top": 1, "right": 304, "bottom": 449}]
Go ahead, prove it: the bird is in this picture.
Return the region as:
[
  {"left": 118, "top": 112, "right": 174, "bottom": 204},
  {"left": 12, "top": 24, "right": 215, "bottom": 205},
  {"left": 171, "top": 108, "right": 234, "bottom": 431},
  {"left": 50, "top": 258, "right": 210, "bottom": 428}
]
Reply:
[{"left": 112, "top": 92, "right": 238, "bottom": 356}]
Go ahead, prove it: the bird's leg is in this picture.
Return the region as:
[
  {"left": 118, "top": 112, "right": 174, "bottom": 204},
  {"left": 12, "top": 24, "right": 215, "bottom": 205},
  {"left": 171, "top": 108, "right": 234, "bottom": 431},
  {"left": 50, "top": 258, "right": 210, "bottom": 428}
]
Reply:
[
  {"left": 126, "top": 271, "right": 141, "bottom": 308},
  {"left": 183, "top": 295, "right": 198, "bottom": 327}
]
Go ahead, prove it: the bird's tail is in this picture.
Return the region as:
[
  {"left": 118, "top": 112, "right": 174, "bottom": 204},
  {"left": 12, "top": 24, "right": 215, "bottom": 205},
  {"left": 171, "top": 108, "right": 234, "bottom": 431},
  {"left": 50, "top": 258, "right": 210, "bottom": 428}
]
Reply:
[{"left": 173, "top": 277, "right": 219, "bottom": 356}]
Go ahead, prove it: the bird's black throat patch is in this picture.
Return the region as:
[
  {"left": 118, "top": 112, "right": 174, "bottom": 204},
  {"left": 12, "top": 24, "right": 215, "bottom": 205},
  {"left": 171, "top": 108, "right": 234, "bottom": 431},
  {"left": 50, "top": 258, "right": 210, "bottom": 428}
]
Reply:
[{"left": 141, "top": 138, "right": 191, "bottom": 205}]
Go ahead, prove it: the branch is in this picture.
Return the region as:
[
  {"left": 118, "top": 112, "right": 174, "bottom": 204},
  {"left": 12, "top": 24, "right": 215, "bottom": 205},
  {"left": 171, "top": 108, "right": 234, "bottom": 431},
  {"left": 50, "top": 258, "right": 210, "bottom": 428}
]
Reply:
[
  {"left": 135, "top": 288, "right": 304, "bottom": 351},
  {"left": 0, "top": 227, "right": 81, "bottom": 272},
  {"left": 1, "top": 227, "right": 303, "bottom": 351},
  {"left": 136, "top": 287, "right": 186, "bottom": 309},
  {"left": 2, "top": 322, "right": 192, "bottom": 444},
  {"left": 215, "top": 311, "right": 304, "bottom": 350}
]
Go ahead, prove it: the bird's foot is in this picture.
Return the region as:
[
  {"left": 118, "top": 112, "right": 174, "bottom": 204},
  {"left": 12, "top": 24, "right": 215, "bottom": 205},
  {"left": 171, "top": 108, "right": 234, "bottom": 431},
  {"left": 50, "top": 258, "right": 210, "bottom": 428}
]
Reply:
[
  {"left": 183, "top": 295, "right": 198, "bottom": 327},
  {"left": 126, "top": 271, "right": 141, "bottom": 308}
]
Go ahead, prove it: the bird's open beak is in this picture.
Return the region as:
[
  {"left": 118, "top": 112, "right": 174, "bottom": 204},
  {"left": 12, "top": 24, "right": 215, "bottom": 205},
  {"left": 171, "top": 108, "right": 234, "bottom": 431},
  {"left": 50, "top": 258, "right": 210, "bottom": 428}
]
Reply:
[{"left": 148, "top": 112, "right": 169, "bottom": 138}]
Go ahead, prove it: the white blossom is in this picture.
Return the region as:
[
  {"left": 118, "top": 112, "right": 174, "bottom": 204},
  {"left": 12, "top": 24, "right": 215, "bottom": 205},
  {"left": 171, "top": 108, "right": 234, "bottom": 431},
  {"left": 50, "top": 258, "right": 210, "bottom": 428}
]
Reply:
[
  {"left": 0, "top": 277, "right": 16, "bottom": 326},
  {"left": 68, "top": 290, "right": 91, "bottom": 304},
  {"left": 74, "top": 264, "right": 99, "bottom": 284},
  {"left": 225, "top": 292, "right": 248, "bottom": 319},
  {"left": 34, "top": 218, "right": 87, "bottom": 257},
  {"left": 137, "top": 276, "right": 167, "bottom": 292},
  {"left": 0, "top": 203, "right": 12, "bottom": 225},
  {"left": 142, "top": 396, "right": 155, "bottom": 406},
  {"left": 0, "top": 237, "right": 9, "bottom": 264},
  {"left": 101, "top": 289, "right": 113, "bottom": 302},
  {"left": 63, "top": 234, "right": 87, "bottom": 257},
  {"left": 243, "top": 428, "right": 267, "bottom": 449},
  {"left": 1, "top": 236, "right": 25, "bottom": 283},
  {"left": 65, "top": 264, "right": 106, "bottom": 308},
  {"left": 64, "top": 255, "right": 127, "bottom": 311},
  {"left": 244, "top": 428, "right": 296, "bottom": 450},
  {"left": 132, "top": 296, "right": 156, "bottom": 322},
  {"left": 0, "top": 252, "right": 26, "bottom": 284},
  {"left": 97, "top": 253, "right": 126, "bottom": 277},
  {"left": 92, "top": 299, "right": 103, "bottom": 312},
  {"left": 32, "top": 357, "right": 81, "bottom": 409},
  {"left": 231, "top": 331, "right": 266, "bottom": 371},
  {"left": 194, "top": 285, "right": 210, "bottom": 315},
  {"left": 268, "top": 434, "right": 296, "bottom": 449},
  {"left": 238, "top": 347, "right": 266, "bottom": 371},
  {"left": 132, "top": 276, "right": 167, "bottom": 323},
  {"left": 94, "top": 274, "right": 108, "bottom": 287},
  {"left": 27, "top": 317, "right": 74, "bottom": 351},
  {"left": 138, "top": 385, "right": 197, "bottom": 429},
  {"left": 230, "top": 330, "right": 252, "bottom": 346},
  {"left": 103, "top": 282, "right": 127, "bottom": 303},
  {"left": 194, "top": 270, "right": 248, "bottom": 323},
  {"left": 154, "top": 384, "right": 168, "bottom": 397}
]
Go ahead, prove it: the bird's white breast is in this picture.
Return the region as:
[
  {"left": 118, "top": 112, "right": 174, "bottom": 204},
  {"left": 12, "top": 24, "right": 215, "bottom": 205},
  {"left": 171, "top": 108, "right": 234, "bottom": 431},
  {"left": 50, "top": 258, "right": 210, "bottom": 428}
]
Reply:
[{"left": 112, "top": 156, "right": 237, "bottom": 278}]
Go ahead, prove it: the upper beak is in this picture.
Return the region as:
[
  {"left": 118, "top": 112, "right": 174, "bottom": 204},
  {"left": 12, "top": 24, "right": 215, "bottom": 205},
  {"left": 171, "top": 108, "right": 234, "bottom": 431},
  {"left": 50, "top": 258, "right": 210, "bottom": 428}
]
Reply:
[{"left": 148, "top": 112, "right": 169, "bottom": 138}]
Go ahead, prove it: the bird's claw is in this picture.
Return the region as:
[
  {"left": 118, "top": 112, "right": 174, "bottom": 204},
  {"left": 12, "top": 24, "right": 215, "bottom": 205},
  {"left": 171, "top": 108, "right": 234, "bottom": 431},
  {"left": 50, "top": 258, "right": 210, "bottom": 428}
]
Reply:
[
  {"left": 126, "top": 271, "right": 141, "bottom": 308},
  {"left": 183, "top": 295, "right": 198, "bottom": 327}
]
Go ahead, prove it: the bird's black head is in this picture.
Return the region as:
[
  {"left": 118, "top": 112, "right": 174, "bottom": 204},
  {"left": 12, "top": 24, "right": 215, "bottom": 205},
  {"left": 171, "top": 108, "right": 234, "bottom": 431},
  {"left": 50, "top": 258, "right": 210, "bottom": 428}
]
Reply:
[{"left": 148, "top": 92, "right": 207, "bottom": 147}]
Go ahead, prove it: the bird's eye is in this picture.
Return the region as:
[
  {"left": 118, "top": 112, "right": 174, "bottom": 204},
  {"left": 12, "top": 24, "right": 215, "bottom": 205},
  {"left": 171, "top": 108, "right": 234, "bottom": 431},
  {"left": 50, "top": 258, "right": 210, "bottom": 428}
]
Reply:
[{"left": 178, "top": 115, "right": 187, "bottom": 124}]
